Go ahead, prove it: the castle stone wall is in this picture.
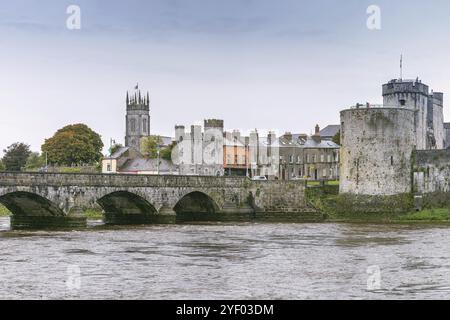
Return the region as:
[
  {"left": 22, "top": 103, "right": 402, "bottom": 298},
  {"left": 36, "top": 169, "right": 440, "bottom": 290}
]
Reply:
[
  {"left": 340, "top": 108, "right": 416, "bottom": 196},
  {"left": 413, "top": 150, "right": 450, "bottom": 194}
]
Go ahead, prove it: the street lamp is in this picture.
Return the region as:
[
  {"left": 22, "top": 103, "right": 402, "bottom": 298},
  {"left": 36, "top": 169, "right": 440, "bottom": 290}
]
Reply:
[
  {"left": 157, "top": 144, "right": 161, "bottom": 175},
  {"left": 109, "top": 138, "right": 115, "bottom": 174}
]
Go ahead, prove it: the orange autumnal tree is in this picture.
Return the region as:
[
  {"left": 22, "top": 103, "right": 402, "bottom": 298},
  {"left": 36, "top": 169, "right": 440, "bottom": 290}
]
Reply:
[{"left": 41, "top": 124, "right": 104, "bottom": 166}]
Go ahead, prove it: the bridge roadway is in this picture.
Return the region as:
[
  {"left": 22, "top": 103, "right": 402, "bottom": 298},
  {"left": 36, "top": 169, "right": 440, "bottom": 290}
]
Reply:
[{"left": 0, "top": 172, "right": 318, "bottom": 229}]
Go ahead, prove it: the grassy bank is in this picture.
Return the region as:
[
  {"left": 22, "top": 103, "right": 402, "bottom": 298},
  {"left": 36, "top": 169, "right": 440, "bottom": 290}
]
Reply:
[
  {"left": 84, "top": 209, "right": 104, "bottom": 219},
  {"left": 397, "top": 207, "right": 450, "bottom": 222},
  {"left": 0, "top": 206, "right": 103, "bottom": 219},
  {"left": 307, "top": 185, "right": 450, "bottom": 223},
  {"left": 0, "top": 204, "right": 11, "bottom": 216}
]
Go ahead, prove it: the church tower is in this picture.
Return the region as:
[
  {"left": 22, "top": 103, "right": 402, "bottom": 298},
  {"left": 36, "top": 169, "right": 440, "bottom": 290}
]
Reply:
[{"left": 125, "top": 85, "right": 150, "bottom": 152}]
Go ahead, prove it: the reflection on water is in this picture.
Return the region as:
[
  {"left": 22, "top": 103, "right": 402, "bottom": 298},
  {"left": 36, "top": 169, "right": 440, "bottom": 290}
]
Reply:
[{"left": 1, "top": 216, "right": 450, "bottom": 299}]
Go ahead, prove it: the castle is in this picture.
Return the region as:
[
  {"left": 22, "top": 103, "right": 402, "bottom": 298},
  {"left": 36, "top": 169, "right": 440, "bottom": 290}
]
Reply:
[
  {"left": 173, "top": 119, "right": 224, "bottom": 176},
  {"left": 340, "top": 78, "right": 449, "bottom": 197}
]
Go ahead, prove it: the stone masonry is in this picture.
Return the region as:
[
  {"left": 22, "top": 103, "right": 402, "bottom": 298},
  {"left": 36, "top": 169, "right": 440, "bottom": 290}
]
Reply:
[{"left": 0, "top": 172, "right": 314, "bottom": 228}]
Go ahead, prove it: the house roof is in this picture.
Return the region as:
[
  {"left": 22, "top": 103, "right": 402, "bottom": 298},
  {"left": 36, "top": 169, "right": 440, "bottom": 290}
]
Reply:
[
  {"left": 106, "top": 147, "right": 130, "bottom": 159},
  {"left": 279, "top": 135, "right": 339, "bottom": 149},
  {"left": 320, "top": 125, "right": 340, "bottom": 138},
  {"left": 223, "top": 137, "right": 246, "bottom": 147},
  {"left": 119, "top": 158, "right": 176, "bottom": 172},
  {"left": 158, "top": 136, "right": 174, "bottom": 146}
]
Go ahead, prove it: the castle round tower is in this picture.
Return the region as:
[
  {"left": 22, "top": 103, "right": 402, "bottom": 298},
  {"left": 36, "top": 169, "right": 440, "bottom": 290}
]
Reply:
[
  {"left": 125, "top": 86, "right": 150, "bottom": 152},
  {"left": 340, "top": 106, "right": 416, "bottom": 195}
]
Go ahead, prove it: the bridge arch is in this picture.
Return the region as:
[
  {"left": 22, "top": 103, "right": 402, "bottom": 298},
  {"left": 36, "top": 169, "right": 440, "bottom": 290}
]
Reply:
[
  {"left": 97, "top": 191, "right": 158, "bottom": 224},
  {"left": 174, "top": 191, "right": 221, "bottom": 221},
  {"left": 0, "top": 191, "right": 64, "bottom": 217}
]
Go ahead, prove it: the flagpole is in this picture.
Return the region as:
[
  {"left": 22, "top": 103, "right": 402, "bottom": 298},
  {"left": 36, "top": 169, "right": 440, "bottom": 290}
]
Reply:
[{"left": 400, "top": 54, "right": 403, "bottom": 80}]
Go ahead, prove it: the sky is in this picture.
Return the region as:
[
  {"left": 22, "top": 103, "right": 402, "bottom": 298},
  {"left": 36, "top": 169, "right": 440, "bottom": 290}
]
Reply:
[{"left": 1, "top": 0, "right": 450, "bottom": 155}]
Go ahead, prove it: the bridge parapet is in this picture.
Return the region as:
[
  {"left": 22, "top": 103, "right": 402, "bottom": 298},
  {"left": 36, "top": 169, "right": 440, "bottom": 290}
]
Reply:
[{"left": 0, "top": 172, "right": 249, "bottom": 188}]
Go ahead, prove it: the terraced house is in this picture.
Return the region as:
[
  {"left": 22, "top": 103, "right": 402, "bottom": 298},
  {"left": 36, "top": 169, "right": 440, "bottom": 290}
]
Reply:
[{"left": 279, "top": 125, "right": 340, "bottom": 181}]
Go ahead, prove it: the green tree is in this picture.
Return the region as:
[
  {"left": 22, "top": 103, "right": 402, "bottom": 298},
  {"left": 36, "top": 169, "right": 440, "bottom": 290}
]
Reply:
[
  {"left": 160, "top": 141, "right": 176, "bottom": 160},
  {"left": 41, "top": 124, "right": 104, "bottom": 166},
  {"left": 110, "top": 143, "right": 123, "bottom": 155},
  {"left": 2, "top": 142, "right": 32, "bottom": 171},
  {"left": 141, "top": 135, "right": 163, "bottom": 158},
  {"left": 332, "top": 130, "right": 341, "bottom": 146},
  {"left": 25, "top": 152, "right": 46, "bottom": 171},
  {"left": 0, "top": 159, "right": 5, "bottom": 171}
]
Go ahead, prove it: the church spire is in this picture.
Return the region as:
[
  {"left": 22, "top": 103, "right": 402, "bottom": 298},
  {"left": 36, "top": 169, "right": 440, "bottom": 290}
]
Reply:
[
  {"left": 147, "top": 91, "right": 150, "bottom": 106},
  {"left": 126, "top": 91, "right": 129, "bottom": 105}
]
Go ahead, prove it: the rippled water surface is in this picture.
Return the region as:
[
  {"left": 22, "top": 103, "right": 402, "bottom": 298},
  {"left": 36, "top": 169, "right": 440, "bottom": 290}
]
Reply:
[{"left": 1, "top": 216, "right": 450, "bottom": 299}]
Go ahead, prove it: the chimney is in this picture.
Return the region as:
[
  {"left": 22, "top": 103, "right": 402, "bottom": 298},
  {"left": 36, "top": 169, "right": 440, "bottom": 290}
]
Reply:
[
  {"left": 315, "top": 125, "right": 320, "bottom": 135},
  {"left": 312, "top": 125, "right": 321, "bottom": 143}
]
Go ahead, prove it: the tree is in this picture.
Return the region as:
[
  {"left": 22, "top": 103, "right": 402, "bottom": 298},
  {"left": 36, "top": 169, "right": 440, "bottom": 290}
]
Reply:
[
  {"left": 110, "top": 143, "right": 123, "bottom": 155},
  {"left": 2, "top": 142, "right": 32, "bottom": 171},
  {"left": 25, "top": 152, "right": 46, "bottom": 171},
  {"left": 160, "top": 141, "right": 176, "bottom": 160},
  {"left": 141, "top": 135, "right": 163, "bottom": 158},
  {"left": 332, "top": 130, "right": 341, "bottom": 146},
  {"left": 41, "top": 124, "right": 104, "bottom": 166},
  {"left": 0, "top": 159, "right": 5, "bottom": 171}
]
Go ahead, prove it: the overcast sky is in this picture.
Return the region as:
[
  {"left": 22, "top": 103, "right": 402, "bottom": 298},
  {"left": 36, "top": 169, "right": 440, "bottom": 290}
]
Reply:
[{"left": 1, "top": 0, "right": 450, "bottom": 155}]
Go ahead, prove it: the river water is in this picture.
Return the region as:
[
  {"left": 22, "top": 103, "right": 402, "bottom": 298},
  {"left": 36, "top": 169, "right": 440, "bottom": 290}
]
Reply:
[{"left": 1, "top": 216, "right": 450, "bottom": 300}]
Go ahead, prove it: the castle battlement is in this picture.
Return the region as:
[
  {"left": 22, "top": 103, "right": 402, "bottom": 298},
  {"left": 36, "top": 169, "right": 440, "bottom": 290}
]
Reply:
[{"left": 382, "top": 79, "right": 429, "bottom": 96}]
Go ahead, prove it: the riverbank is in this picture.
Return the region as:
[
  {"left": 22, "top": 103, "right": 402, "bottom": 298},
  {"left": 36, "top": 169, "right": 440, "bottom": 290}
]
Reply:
[
  {"left": 306, "top": 185, "right": 450, "bottom": 223},
  {"left": 324, "top": 206, "right": 450, "bottom": 223},
  {"left": 0, "top": 204, "right": 10, "bottom": 216}
]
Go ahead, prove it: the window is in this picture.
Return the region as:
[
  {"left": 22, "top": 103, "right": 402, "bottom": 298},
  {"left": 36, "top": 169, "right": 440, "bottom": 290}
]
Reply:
[
  {"left": 289, "top": 155, "right": 294, "bottom": 163},
  {"left": 320, "top": 154, "right": 324, "bottom": 162},
  {"left": 327, "top": 155, "right": 331, "bottom": 163},
  {"left": 323, "top": 169, "right": 327, "bottom": 177},
  {"left": 130, "top": 119, "right": 136, "bottom": 132},
  {"left": 143, "top": 118, "right": 147, "bottom": 133},
  {"left": 390, "top": 156, "right": 394, "bottom": 166},
  {"left": 400, "top": 99, "right": 406, "bottom": 106},
  {"left": 297, "top": 156, "right": 301, "bottom": 164},
  {"left": 107, "top": 164, "right": 111, "bottom": 172},
  {"left": 312, "top": 155, "right": 316, "bottom": 163}
]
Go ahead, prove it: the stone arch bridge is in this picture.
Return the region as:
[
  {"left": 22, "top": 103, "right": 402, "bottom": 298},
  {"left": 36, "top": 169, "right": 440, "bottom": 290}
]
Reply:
[{"left": 0, "top": 173, "right": 314, "bottom": 229}]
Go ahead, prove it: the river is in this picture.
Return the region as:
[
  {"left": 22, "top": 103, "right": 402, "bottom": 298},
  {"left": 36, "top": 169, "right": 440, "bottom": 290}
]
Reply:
[{"left": 1, "top": 216, "right": 450, "bottom": 300}]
